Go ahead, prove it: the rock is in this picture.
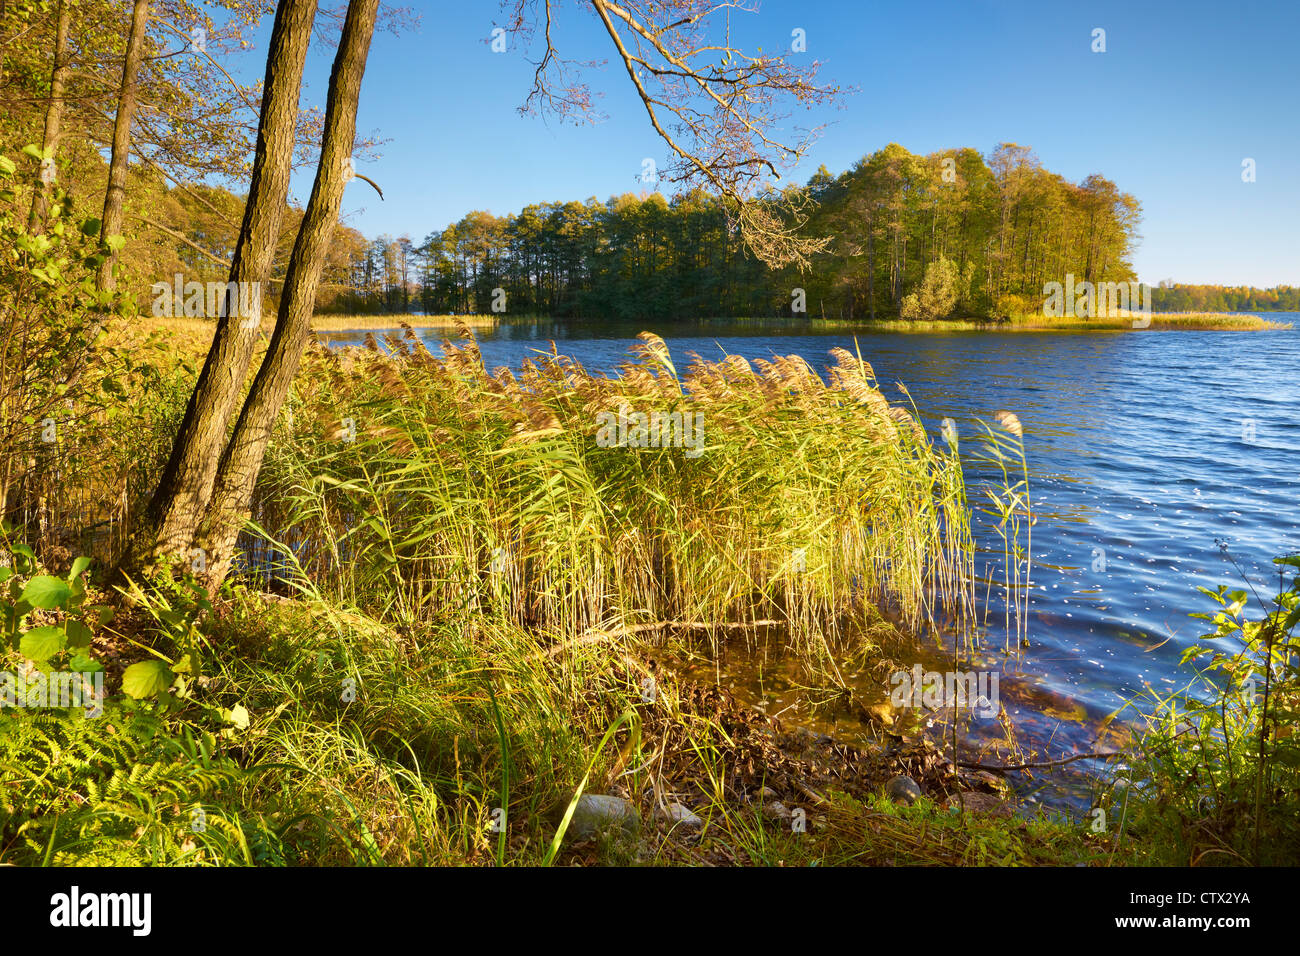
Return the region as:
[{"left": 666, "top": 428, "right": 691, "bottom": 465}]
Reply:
[
  {"left": 763, "top": 801, "right": 792, "bottom": 821},
  {"left": 866, "top": 702, "right": 896, "bottom": 727},
  {"left": 965, "top": 769, "right": 1006, "bottom": 790},
  {"left": 565, "top": 794, "right": 639, "bottom": 841},
  {"left": 658, "top": 802, "right": 704, "bottom": 828},
  {"left": 884, "top": 775, "right": 923, "bottom": 805}
]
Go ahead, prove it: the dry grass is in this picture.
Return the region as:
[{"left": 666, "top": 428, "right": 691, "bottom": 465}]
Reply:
[
  {"left": 126, "top": 314, "right": 503, "bottom": 354},
  {"left": 310, "top": 313, "right": 503, "bottom": 331}
]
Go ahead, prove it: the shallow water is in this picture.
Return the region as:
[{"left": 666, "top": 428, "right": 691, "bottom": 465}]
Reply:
[{"left": 323, "top": 317, "right": 1300, "bottom": 809}]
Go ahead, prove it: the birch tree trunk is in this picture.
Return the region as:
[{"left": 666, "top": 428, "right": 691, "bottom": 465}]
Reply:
[{"left": 27, "top": 0, "right": 70, "bottom": 235}]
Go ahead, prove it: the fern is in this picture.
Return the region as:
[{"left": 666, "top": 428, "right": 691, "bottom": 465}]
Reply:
[{"left": 0, "top": 706, "right": 251, "bottom": 865}]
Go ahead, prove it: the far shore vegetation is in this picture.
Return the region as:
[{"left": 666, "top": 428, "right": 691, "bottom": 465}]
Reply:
[
  {"left": 137, "top": 309, "right": 1293, "bottom": 344},
  {"left": 300, "top": 310, "right": 1293, "bottom": 334}
]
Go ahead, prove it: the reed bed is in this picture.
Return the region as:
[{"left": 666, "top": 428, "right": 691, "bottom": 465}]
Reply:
[
  {"left": 246, "top": 326, "right": 975, "bottom": 653},
  {"left": 309, "top": 314, "right": 506, "bottom": 331}
]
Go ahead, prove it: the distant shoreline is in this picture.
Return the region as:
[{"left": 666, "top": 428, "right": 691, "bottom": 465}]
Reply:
[
  {"left": 126, "top": 312, "right": 1293, "bottom": 348},
  {"left": 305, "top": 311, "right": 1294, "bottom": 334}
]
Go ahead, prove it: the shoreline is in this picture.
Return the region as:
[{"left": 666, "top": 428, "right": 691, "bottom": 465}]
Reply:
[
  {"left": 307, "top": 311, "right": 1293, "bottom": 334},
  {"left": 124, "top": 311, "right": 1292, "bottom": 352}
]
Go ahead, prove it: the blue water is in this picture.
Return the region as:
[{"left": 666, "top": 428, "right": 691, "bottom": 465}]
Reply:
[{"left": 324, "top": 317, "right": 1300, "bottom": 802}]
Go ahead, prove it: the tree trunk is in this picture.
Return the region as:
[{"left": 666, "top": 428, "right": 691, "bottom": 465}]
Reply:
[
  {"left": 27, "top": 0, "right": 70, "bottom": 235},
  {"left": 197, "top": 0, "right": 381, "bottom": 588},
  {"left": 123, "top": 0, "right": 319, "bottom": 575},
  {"left": 96, "top": 0, "right": 150, "bottom": 292}
]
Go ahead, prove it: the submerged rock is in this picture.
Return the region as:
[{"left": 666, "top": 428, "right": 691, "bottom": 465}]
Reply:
[
  {"left": 884, "top": 775, "right": 923, "bottom": 805},
  {"left": 566, "top": 794, "right": 640, "bottom": 841}
]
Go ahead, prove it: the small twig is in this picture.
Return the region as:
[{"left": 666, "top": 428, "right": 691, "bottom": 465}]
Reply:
[
  {"left": 958, "top": 750, "right": 1124, "bottom": 773},
  {"left": 352, "top": 173, "right": 384, "bottom": 199},
  {"left": 794, "top": 781, "right": 827, "bottom": 807},
  {"left": 129, "top": 215, "right": 231, "bottom": 267}
]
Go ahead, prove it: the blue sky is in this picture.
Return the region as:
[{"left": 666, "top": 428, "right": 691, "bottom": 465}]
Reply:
[{"left": 235, "top": 0, "right": 1299, "bottom": 286}]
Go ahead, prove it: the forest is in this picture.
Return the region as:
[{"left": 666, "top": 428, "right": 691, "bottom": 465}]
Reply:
[{"left": 365, "top": 144, "right": 1145, "bottom": 322}]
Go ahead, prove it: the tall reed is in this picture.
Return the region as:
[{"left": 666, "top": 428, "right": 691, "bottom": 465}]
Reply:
[{"left": 245, "top": 327, "right": 975, "bottom": 652}]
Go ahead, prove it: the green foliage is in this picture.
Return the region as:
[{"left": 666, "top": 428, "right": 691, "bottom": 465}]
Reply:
[
  {"left": 901, "top": 256, "right": 963, "bottom": 320},
  {"left": 122, "top": 660, "right": 173, "bottom": 699},
  {"left": 0, "top": 145, "right": 130, "bottom": 546},
  {"left": 334, "top": 144, "right": 1140, "bottom": 323},
  {"left": 1110, "top": 553, "right": 1300, "bottom": 865},
  {"left": 0, "top": 706, "right": 258, "bottom": 866},
  {"left": 991, "top": 292, "right": 1031, "bottom": 321},
  {"left": 0, "top": 524, "right": 106, "bottom": 675},
  {"left": 1150, "top": 282, "right": 1300, "bottom": 313},
  {"left": 250, "top": 333, "right": 972, "bottom": 642}
]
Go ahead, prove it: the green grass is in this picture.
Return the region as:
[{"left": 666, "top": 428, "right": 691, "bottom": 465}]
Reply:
[{"left": 0, "top": 582, "right": 1116, "bottom": 867}]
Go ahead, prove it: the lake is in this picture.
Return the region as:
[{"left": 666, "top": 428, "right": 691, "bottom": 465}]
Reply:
[{"left": 322, "top": 317, "right": 1300, "bottom": 809}]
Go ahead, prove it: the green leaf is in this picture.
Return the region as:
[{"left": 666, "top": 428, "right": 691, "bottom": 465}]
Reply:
[
  {"left": 1284, "top": 605, "right": 1300, "bottom": 633},
  {"left": 80, "top": 217, "right": 101, "bottom": 236},
  {"left": 122, "top": 659, "right": 173, "bottom": 699},
  {"left": 0, "top": 155, "right": 16, "bottom": 175},
  {"left": 20, "top": 625, "right": 66, "bottom": 662},
  {"left": 65, "top": 619, "right": 93, "bottom": 650},
  {"left": 69, "top": 556, "right": 91, "bottom": 581},
  {"left": 20, "top": 575, "right": 71, "bottom": 609},
  {"left": 69, "top": 654, "right": 104, "bottom": 674},
  {"left": 21, "top": 144, "right": 43, "bottom": 161}
]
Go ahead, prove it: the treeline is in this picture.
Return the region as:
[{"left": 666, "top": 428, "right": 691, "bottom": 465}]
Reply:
[
  {"left": 1148, "top": 284, "right": 1300, "bottom": 313},
  {"left": 339, "top": 142, "right": 1145, "bottom": 322}
]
